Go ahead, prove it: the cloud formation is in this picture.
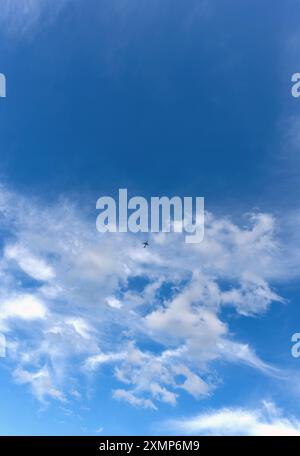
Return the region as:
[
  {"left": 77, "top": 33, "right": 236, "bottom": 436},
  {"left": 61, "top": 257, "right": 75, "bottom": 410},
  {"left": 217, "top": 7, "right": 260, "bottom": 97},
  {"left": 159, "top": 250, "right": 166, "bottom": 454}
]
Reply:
[
  {"left": 0, "top": 183, "right": 293, "bottom": 408},
  {"left": 170, "top": 401, "right": 300, "bottom": 436}
]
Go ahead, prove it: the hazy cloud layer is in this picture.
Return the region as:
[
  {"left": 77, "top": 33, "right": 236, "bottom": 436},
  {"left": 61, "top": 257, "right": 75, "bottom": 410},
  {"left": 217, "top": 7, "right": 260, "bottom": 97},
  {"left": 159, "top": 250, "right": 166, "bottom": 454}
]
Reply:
[{"left": 0, "top": 0, "right": 71, "bottom": 35}]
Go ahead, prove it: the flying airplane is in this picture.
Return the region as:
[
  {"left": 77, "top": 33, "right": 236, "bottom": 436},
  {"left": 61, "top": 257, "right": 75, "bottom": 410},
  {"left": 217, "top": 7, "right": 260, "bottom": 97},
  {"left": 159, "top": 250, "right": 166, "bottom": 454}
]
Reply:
[{"left": 142, "top": 241, "right": 149, "bottom": 248}]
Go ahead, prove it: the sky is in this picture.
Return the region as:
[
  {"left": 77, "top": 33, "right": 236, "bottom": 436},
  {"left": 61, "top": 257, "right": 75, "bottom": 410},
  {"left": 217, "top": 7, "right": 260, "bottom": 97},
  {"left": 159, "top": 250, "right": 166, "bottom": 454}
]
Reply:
[{"left": 0, "top": 0, "right": 300, "bottom": 436}]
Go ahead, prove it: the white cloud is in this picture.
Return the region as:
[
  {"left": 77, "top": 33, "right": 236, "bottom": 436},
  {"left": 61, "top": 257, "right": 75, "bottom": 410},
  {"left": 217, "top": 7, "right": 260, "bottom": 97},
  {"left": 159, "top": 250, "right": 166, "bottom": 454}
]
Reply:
[
  {"left": 144, "top": 278, "right": 227, "bottom": 365},
  {"left": 217, "top": 340, "right": 278, "bottom": 375},
  {"left": 4, "top": 244, "right": 55, "bottom": 282},
  {"left": 0, "top": 334, "right": 6, "bottom": 358},
  {"left": 106, "top": 296, "right": 123, "bottom": 309},
  {"left": 0, "top": 183, "right": 295, "bottom": 407},
  {"left": 86, "top": 343, "right": 211, "bottom": 407},
  {"left": 0, "top": 294, "right": 47, "bottom": 321},
  {"left": 84, "top": 352, "right": 126, "bottom": 371},
  {"left": 113, "top": 389, "right": 157, "bottom": 411},
  {"left": 170, "top": 401, "right": 300, "bottom": 436},
  {"left": 65, "top": 318, "right": 92, "bottom": 340},
  {"left": 14, "top": 366, "right": 65, "bottom": 402}
]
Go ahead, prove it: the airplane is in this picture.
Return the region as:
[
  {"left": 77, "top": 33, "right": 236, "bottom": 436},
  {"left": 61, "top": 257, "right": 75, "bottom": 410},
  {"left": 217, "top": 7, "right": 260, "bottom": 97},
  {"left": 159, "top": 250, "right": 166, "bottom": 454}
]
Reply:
[{"left": 142, "top": 241, "right": 149, "bottom": 248}]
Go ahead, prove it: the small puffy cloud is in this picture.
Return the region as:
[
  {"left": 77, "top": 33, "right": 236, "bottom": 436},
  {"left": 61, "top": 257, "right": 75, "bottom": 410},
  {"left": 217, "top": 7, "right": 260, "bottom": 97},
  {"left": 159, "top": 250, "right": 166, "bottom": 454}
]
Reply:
[
  {"left": 4, "top": 244, "right": 55, "bottom": 282},
  {"left": 172, "top": 364, "right": 210, "bottom": 398},
  {"left": 149, "top": 383, "right": 177, "bottom": 406},
  {"left": 65, "top": 318, "right": 92, "bottom": 340},
  {"left": 169, "top": 401, "right": 300, "bottom": 436},
  {"left": 144, "top": 279, "right": 227, "bottom": 365},
  {"left": 14, "top": 366, "right": 65, "bottom": 402},
  {"left": 113, "top": 389, "right": 157, "bottom": 411},
  {"left": 1, "top": 294, "right": 47, "bottom": 321},
  {"left": 106, "top": 296, "right": 123, "bottom": 309},
  {"left": 84, "top": 343, "right": 209, "bottom": 407},
  {"left": 84, "top": 352, "right": 126, "bottom": 371}
]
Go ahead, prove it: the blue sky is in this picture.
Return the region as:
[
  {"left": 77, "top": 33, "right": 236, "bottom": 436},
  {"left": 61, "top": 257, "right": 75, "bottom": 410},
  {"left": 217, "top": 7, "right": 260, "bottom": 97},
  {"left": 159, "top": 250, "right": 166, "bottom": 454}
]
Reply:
[{"left": 0, "top": 0, "right": 300, "bottom": 436}]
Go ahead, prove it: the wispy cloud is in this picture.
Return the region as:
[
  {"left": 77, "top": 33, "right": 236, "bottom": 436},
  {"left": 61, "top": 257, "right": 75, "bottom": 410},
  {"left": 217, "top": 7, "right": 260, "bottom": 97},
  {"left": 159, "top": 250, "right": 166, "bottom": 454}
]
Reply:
[
  {"left": 0, "top": 0, "right": 71, "bottom": 35},
  {"left": 14, "top": 365, "right": 65, "bottom": 402},
  {"left": 169, "top": 401, "right": 300, "bottom": 436}
]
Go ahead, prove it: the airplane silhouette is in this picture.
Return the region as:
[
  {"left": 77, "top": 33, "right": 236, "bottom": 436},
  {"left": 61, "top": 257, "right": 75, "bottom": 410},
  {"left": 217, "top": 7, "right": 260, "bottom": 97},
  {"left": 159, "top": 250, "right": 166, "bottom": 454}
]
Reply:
[{"left": 143, "top": 241, "right": 149, "bottom": 248}]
